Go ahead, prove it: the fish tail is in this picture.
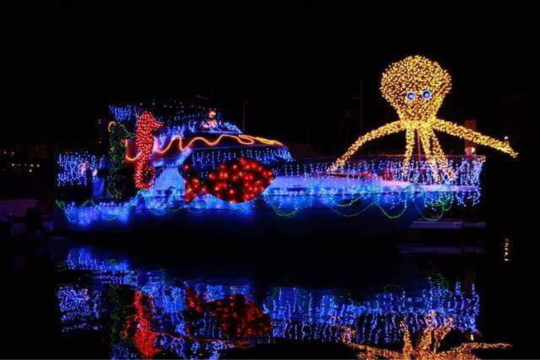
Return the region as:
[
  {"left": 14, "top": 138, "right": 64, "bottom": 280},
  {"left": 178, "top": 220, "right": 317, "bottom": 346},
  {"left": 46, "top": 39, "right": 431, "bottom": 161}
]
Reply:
[{"left": 183, "top": 164, "right": 206, "bottom": 203}]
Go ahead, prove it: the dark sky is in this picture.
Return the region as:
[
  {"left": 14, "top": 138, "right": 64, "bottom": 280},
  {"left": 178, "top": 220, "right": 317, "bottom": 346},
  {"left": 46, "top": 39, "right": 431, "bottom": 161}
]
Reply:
[{"left": 7, "top": 1, "right": 538, "bottom": 155}]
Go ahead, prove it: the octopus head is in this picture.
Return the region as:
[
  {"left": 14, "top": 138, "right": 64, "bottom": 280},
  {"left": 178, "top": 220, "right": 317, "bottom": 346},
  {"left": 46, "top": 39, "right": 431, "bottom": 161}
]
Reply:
[{"left": 381, "top": 56, "right": 451, "bottom": 122}]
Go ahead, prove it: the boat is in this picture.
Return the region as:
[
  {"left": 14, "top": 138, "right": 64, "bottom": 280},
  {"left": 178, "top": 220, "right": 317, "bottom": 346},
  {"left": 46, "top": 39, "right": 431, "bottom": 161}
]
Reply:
[{"left": 53, "top": 100, "right": 483, "bottom": 237}]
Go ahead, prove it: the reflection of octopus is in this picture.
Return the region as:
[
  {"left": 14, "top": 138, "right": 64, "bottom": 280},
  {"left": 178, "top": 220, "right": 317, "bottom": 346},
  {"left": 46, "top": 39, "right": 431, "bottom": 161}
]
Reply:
[
  {"left": 341, "top": 312, "right": 511, "bottom": 360},
  {"left": 329, "top": 56, "right": 517, "bottom": 182},
  {"left": 134, "top": 111, "right": 162, "bottom": 189}
]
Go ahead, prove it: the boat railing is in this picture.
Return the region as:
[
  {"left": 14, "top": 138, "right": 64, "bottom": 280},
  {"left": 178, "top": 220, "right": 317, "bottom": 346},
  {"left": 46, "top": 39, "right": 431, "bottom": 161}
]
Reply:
[{"left": 275, "top": 155, "right": 485, "bottom": 187}]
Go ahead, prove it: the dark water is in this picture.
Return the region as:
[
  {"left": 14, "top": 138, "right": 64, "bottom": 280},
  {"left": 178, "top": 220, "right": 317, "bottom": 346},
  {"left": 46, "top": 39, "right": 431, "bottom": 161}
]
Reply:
[{"left": 3, "top": 226, "right": 531, "bottom": 359}]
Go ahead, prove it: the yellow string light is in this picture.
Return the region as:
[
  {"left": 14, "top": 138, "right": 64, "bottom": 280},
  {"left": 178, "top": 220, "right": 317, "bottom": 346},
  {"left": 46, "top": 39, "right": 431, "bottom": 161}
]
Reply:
[
  {"left": 330, "top": 120, "right": 404, "bottom": 171},
  {"left": 329, "top": 56, "right": 518, "bottom": 180},
  {"left": 341, "top": 312, "right": 511, "bottom": 360}
]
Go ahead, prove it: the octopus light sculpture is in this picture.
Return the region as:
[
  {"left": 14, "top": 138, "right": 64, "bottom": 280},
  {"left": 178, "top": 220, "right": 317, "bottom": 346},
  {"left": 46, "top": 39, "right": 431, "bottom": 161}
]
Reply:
[{"left": 328, "top": 56, "right": 517, "bottom": 182}]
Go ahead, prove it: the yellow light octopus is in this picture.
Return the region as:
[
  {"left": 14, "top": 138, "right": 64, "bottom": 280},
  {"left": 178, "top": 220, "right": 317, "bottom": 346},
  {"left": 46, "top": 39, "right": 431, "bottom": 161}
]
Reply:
[{"left": 328, "top": 56, "right": 517, "bottom": 182}]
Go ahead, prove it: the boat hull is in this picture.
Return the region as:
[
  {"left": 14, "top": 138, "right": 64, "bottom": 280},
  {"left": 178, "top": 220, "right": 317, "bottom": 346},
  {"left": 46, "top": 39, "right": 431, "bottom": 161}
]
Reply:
[{"left": 53, "top": 202, "right": 419, "bottom": 238}]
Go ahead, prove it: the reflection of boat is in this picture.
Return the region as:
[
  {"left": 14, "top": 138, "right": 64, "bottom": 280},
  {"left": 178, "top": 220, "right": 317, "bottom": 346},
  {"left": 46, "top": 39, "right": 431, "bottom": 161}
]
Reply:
[
  {"left": 54, "top": 100, "right": 484, "bottom": 234},
  {"left": 57, "top": 247, "right": 482, "bottom": 359}
]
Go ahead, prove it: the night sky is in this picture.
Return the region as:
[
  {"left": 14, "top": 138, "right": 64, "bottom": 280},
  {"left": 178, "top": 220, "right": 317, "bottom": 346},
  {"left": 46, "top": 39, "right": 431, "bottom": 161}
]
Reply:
[{"left": 8, "top": 2, "right": 537, "bottom": 156}]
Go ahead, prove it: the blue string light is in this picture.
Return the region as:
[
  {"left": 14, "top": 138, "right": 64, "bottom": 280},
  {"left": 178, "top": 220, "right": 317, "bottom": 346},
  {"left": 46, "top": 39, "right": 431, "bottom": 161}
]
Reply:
[
  {"left": 57, "top": 151, "right": 101, "bottom": 187},
  {"left": 56, "top": 156, "right": 484, "bottom": 226},
  {"left": 58, "top": 247, "right": 481, "bottom": 353}
]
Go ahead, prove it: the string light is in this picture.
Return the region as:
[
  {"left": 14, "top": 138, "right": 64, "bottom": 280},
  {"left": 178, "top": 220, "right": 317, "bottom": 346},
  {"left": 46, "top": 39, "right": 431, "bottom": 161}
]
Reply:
[
  {"left": 101, "top": 104, "right": 287, "bottom": 202},
  {"left": 432, "top": 118, "right": 517, "bottom": 157},
  {"left": 266, "top": 282, "right": 480, "bottom": 344},
  {"left": 341, "top": 312, "right": 511, "bottom": 359},
  {"left": 503, "top": 238, "right": 512, "bottom": 263},
  {"left": 183, "top": 157, "right": 275, "bottom": 203},
  {"left": 58, "top": 248, "right": 492, "bottom": 358},
  {"left": 134, "top": 111, "right": 162, "bottom": 189},
  {"left": 58, "top": 86, "right": 493, "bottom": 226},
  {"left": 107, "top": 121, "right": 133, "bottom": 198},
  {"left": 109, "top": 101, "right": 229, "bottom": 127},
  {"left": 56, "top": 151, "right": 100, "bottom": 187},
  {"left": 189, "top": 147, "right": 293, "bottom": 170},
  {"left": 125, "top": 133, "right": 284, "bottom": 162},
  {"left": 329, "top": 56, "right": 517, "bottom": 180},
  {"left": 125, "top": 291, "right": 162, "bottom": 359},
  {"left": 57, "top": 285, "right": 103, "bottom": 333},
  {"left": 56, "top": 157, "right": 484, "bottom": 227}
]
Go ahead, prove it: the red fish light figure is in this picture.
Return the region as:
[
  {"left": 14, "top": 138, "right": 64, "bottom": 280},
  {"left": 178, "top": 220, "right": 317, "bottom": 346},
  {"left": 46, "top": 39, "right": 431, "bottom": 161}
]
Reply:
[
  {"left": 134, "top": 111, "right": 162, "bottom": 189},
  {"left": 210, "top": 294, "right": 273, "bottom": 338},
  {"left": 183, "top": 157, "right": 275, "bottom": 203}
]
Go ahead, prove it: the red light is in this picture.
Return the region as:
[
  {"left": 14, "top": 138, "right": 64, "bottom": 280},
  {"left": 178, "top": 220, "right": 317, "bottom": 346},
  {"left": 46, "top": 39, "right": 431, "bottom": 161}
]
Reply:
[
  {"left": 183, "top": 157, "right": 274, "bottom": 204},
  {"left": 134, "top": 112, "right": 162, "bottom": 189}
]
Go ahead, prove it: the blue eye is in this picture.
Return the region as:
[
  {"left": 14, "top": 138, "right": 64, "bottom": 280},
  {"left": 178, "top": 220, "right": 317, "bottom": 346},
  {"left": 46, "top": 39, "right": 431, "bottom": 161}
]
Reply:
[
  {"left": 406, "top": 92, "right": 416, "bottom": 101},
  {"left": 422, "top": 90, "right": 432, "bottom": 99}
]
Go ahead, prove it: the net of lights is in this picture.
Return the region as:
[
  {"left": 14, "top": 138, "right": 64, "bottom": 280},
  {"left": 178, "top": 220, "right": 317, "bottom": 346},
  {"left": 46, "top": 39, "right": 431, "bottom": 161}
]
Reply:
[
  {"left": 56, "top": 151, "right": 101, "bottom": 187},
  {"left": 109, "top": 105, "right": 139, "bottom": 123},
  {"left": 56, "top": 155, "right": 483, "bottom": 226},
  {"left": 109, "top": 102, "right": 226, "bottom": 126},
  {"left": 156, "top": 119, "right": 242, "bottom": 138},
  {"left": 189, "top": 147, "right": 293, "bottom": 170}
]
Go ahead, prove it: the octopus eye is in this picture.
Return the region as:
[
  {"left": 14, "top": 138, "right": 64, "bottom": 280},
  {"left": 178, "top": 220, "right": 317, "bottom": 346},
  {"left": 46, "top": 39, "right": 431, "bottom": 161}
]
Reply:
[
  {"left": 405, "top": 92, "right": 416, "bottom": 101},
  {"left": 422, "top": 90, "right": 432, "bottom": 99}
]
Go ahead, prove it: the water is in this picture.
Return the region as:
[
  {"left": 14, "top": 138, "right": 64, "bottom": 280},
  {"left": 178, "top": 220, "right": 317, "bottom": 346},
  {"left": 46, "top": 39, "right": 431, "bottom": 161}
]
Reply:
[{"left": 3, "top": 227, "right": 526, "bottom": 359}]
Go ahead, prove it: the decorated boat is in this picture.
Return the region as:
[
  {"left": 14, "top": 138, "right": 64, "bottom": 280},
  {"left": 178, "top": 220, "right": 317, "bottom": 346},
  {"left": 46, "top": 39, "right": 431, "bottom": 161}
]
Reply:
[{"left": 53, "top": 56, "right": 516, "bottom": 236}]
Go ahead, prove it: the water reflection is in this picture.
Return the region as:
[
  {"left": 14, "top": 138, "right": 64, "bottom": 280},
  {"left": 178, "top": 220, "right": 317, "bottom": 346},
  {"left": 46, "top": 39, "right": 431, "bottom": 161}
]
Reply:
[
  {"left": 53, "top": 247, "right": 489, "bottom": 359},
  {"left": 264, "top": 284, "right": 478, "bottom": 345}
]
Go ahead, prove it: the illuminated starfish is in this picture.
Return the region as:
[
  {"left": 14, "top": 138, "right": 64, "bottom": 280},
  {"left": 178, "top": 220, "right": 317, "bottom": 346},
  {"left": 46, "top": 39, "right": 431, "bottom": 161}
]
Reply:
[
  {"left": 341, "top": 312, "right": 511, "bottom": 360},
  {"left": 328, "top": 56, "right": 517, "bottom": 182}
]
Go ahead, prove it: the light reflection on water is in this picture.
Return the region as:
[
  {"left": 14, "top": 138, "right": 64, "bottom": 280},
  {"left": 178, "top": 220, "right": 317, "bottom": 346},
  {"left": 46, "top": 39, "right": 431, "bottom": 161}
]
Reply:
[{"left": 56, "top": 247, "right": 483, "bottom": 359}]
